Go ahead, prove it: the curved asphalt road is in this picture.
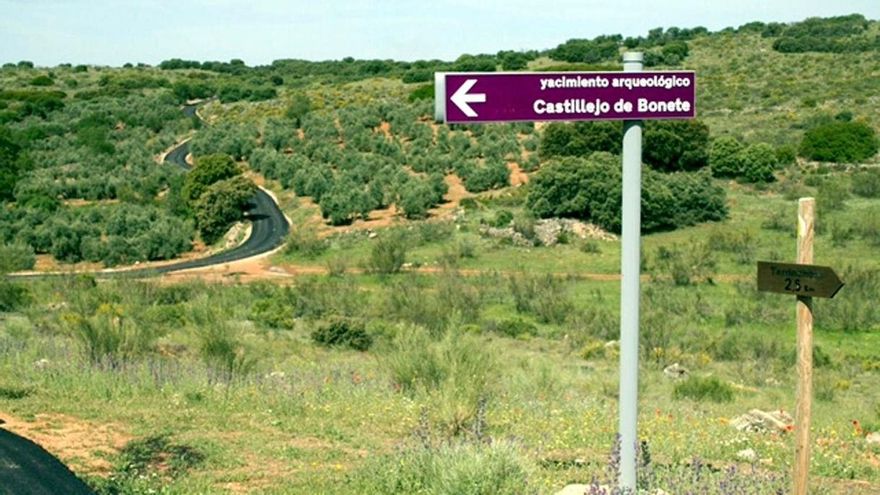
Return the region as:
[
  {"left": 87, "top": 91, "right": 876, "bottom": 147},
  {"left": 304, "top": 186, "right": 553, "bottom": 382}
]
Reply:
[
  {"left": 149, "top": 131, "right": 289, "bottom": 274},
  {"left": 145, "top": 103, "right": 289, "bottom": 274},
  {"left": 10, "top": 104, "right": 289, "bottom": 279}
]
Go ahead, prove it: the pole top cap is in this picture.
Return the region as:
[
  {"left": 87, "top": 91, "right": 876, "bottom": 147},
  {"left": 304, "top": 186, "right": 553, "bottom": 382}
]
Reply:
[{"left": 623, "top": 52, "right": 644, "bottom": 62}]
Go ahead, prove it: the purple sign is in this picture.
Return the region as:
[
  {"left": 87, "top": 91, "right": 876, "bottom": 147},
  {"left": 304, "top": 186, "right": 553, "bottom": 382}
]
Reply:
[{"left": 435, "top": 71, "right": 695, "bottom": 124}]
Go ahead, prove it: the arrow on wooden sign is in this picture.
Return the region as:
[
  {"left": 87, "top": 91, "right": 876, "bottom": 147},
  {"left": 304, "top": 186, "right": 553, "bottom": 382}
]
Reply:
[{"left": 757, "top": 261, "right": 844, "bottom": 299}]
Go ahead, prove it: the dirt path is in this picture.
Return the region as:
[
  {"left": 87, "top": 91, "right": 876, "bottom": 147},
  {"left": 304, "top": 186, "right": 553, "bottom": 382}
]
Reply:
[{"left": 1, "top": 413, "right": 130, "bottom": 476}]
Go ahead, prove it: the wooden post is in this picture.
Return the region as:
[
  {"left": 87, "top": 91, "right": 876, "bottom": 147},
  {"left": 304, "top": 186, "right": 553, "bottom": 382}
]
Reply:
[{"left": 794, "top": 197, "right": 815, "bottom": 495}]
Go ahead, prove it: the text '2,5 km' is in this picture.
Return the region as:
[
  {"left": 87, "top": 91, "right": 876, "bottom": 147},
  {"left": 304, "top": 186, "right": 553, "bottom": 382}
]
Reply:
[{"left": 757, "top": 261, "right": 845, "bottom": 299}]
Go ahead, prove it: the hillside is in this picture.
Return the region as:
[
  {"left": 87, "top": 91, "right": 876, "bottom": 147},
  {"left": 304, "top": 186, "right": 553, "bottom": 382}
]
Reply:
[{"left": 1, "top": 14, "right": 880, "bottom": 495}]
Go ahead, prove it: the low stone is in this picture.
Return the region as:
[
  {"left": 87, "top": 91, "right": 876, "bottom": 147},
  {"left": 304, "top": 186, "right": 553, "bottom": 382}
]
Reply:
[
  {"left": 736, "top": 448, "right": 758, "bottom": 462},
  {"left": 663, "top": 362, "right": 689, "bottom": 379},
  {"left": 730, "top": 409, "right": 793, "bottom": 433},
  {"left": 867, "top": 432, "right": 880, "bottom": 445},
  {"left": 368, "top": 231, "right": 378, "bottom": 239},
  {"left": 555, "top": 484, "right": 586, "bottom": 495},
  {"left": 34, "top": 358, "right": 50, "bottom": 370}
]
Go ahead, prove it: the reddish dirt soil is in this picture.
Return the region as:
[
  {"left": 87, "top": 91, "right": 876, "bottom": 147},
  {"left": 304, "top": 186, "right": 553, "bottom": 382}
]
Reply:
[
  {"left": 1, "top": 412, "right": 131, "bottom": 475},
  {"left": 507, "top": 162, "right": 529, "bottom": 187}
]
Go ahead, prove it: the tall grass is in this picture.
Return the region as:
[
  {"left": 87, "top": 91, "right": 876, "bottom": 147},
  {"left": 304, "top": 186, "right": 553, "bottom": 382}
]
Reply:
[
  {"left": 507, "top": 273, "right": 574, "bottom": 324},
  {"left": 368, "top": 233, "right": 408, "bottom": 274},
  {"left": 383, "top": 325, "right": 497, "bottom": 437},
  {"left": 63, "top": 303, "right": 157, "bottom": 368},
  {"left": 349, "top": 441, "right": 534, "bottom": 495},
  {"left": 817, "top": 266, "right": 880, "bottom": 332},
  {"left": 195, "top": 321, "right": 256, "bottom": 385}
]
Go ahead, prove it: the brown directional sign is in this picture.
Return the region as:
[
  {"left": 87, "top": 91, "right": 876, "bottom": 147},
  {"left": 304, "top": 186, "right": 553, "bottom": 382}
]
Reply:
[{"left": 757, "top": 261, "right": 844, "bottom": 299}]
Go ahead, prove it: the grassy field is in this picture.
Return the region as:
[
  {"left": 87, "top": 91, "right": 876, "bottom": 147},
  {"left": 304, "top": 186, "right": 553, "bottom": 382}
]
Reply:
[
  {"left": 3, "top": 169, "right": 880, "bottom": 493},
  {"left": 2, "top": 15, "right": 880, "bottom": 495}
]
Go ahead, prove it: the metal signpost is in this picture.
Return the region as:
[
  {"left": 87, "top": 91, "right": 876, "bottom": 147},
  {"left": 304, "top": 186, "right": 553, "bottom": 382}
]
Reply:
[
  {"left": 757, "top": 197, "right": 844, "bottom": 495},
  {"left": 435, "top": 53, "right": 696, "bottom": 491}
]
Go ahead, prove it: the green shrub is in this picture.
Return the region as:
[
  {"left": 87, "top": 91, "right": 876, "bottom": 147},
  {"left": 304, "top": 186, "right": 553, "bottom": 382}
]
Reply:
[
  {"left": 0, "top": 383, "right": 31, "bottom": 401},
  {"left": 761, "top": 207, "right": 792, "bottom": 232},
  {"left": 181, "top": 154, "right": 240, "bottom": 204},
  {"left": 0, "top": 242, "right": 35, "bottom": 273},
  {"left": 709, "top": 137, "right": 779, "bottom": 182},
  {"left": 490, "top": 209, "right": 513, "bottom": 228},
  {"left": 538, "top": 120, "right": 621, "bottom": 159},
  {"left": 580, "top": 240, "right": 602, "bottom": 253},
  {"left": 772, "top": 14, "right": 876, "bottom": 54},
  {"left": 527, "top": 154, "right": 726, "bottom": 234},
  {"left": 830, "top": 221, "right": 855, "bottom": 247},
  {"left": 435, "top": 272, "right": 484, "bottom": 324},
  {"left": 64, "top": 304, "right": 156, "bottom": 368},
  {"left": 383, "top": 325, "right": 496, "bottom": 436},
  {"left": 816, "top": 176, "right": 850, "bottom": 211},
  {"left": 196, "top": 322, "right": 256, "bottom": 384},
  {"left": 29, "top": 75, "right": 54, "bottom": 86},
  {"left": 283, "top": 226, "right": 328, "bottom": 258},
  {"left": 739, "top": 143, "right": 779, "bottom": 183},
  {"left": 311, "top": 317, "right": 373, "bottom": 351},
  {"left": 817, "top": 266, "right": 880, "bottom": 332},
  {"left": 415, "top": 221, "right": 455, "bottom": 245},
  {"left": 507, "top": 273, "right": 573, "bottom": 324},
  {"left": 408, "top": 83, "right": 434, "bottom": 102},
  {"left": 511, "top": 212, "right": 539, "bottom": 244},
  {"left": 708, "top": 136, "right": 745, "bottom": 177},
  {"left": 673, "top": 376, "right": 735, "bottom": 402},
  {"left": 799, "top": 120, "right": 878, "bottom": 163},
  {"left": 487, "top": 317, "right": 538, "bottom": 338},
  {"left": 851, "top": 169, "right": 880, "bottom": 198},
  {"left": 195, "top": 176, "right": 257, "bottom": 244},
  {"left": 707, "top": 228, "right": 755, "bottom": 264},
  {"left": 250, "top": 298, "right": 294, "bottom": 329},
  {"left": 651, "top": 242, "right": 717, "bottom": 285},
  {"left": 0, "top": 281, "right": 31, "bottom": 312},
  {"left": 368, "top": 233, "right": 408, "bottom": 274},
  {"left": 776, "top": 144, "right": 798, "bottom": 166},
  {"left": 385, "top": 279, "right": 448, "bottom": 335},
  {"left": 643, "top": 119, "right": 710, "bottom": 172}
]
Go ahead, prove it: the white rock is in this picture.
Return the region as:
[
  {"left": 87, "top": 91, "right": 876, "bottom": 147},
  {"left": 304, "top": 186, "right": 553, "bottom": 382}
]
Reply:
[
  {"left": 867, "top": 432, "right": 880, "bottom": 445},
  {"left": 554, "top": 484, "right": 622, "bottom": 495},
  {"left": 736, "top": 448, "right": 758, "bottom": 462},
  {"left": 554, "top": 484, "right": 590, "bottom": 495},
  {"left": 34, "top": 358, "right": 50, "bottom": 370},
  {"left": 663, "top": 362, "right": 689, "bottom": 379},
  {"left": 730, "top": 409, "right": 793, "bottom": 433}
]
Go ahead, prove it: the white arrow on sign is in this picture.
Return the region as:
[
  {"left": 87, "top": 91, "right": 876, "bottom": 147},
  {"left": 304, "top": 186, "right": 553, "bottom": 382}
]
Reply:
[{"left": 450, "top": 79, "right": 486, "bottom": 118}]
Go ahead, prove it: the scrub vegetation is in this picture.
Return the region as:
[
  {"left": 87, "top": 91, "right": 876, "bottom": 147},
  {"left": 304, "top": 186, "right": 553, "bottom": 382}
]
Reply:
[{"left": 1, "top": 13, "right": 880, "bottom": 495}]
